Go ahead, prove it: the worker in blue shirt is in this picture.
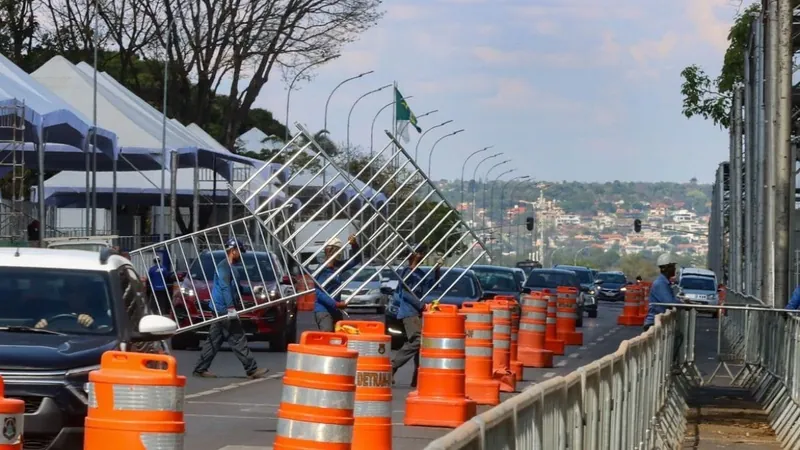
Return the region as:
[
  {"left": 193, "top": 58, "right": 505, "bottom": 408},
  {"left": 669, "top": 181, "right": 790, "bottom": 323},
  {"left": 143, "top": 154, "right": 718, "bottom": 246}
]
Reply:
[
  {"left": 193, "top": 238, "right": 269, "bottom": 379},
  {"left": 390, "top": 244, "right": 443, "bottom": 388},
  {"left": 313, "top": 235, "right": 362, "bottom": 332},
  {"left": 148, "top": 251, "right": 175, "bottom": 316},
  {"left": 645, "top": 253, "right": 684, "bottom": 364},
  {"left": 787, "top": 285, "right": 800, "bottom": 310}
]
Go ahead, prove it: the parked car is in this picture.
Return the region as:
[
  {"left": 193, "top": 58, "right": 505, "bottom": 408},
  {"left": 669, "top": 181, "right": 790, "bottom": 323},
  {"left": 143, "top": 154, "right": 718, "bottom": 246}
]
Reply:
[
  {"left": 385, "top": 267, "right": 482, "bottom": 349},
  {"left": 554, "top": 264, "right": 599, "bottom": 318},
  {"left": 679, "top": 267, "right": 717, "bottom": 285},
  {"left": 339, "top": 266, "right": 395, "bottom": 313},
  {"left": 0, "top": 247, "right": 177, "bottom": 450},
  {"left": 511, "top": 267, "right": 527, "bottom": 287},
  {"left": 523, "top": 268, "right": 584, "bottom": 327},
  {"left": 678, "top": 275, "right": 719, "bottom": 317},
  {"left": 169, "top": 250, "right": 297, "bottom": 352},
  {"left": 595, "top": 271, "right": 628, "bottom": 302},
  {"left": 471, "top": 265, "right": 523, "bottom": 301}
]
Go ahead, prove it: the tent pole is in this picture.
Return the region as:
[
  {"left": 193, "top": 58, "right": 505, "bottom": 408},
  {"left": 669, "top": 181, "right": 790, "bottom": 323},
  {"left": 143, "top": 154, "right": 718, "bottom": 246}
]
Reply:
[
  {"left": 37, "top": 130, "right": 45, "bottom": 242},
  {"left": 91, "top": 0, "right": 99, "bottom": 235},
  {"left": 84, "top": 141, "right": 90, "bottom": 235},
  {"left": 193, "top": 156, "right": 199, "bottom": 233},
  {"left": 170, "top": 150, "right": 177, "bottom": 239},
  {"left": 160, "top": 17, "right": 171, "bottom": 242},
  {"left": 112, "top": 151, "right": 117, "bottom": 233}
]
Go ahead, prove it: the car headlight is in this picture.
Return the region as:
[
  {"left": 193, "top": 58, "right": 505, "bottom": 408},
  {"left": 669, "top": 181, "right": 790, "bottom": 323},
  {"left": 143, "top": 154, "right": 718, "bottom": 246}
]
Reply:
[
  {"left": 180, "top": 286, "right": 195, "bottom": 297},
  {"left": 588, "top": 290, "right": 595, "bottom": 295},
  {"left": 620, "top": 287, "right": 627, "bottom": 292}
]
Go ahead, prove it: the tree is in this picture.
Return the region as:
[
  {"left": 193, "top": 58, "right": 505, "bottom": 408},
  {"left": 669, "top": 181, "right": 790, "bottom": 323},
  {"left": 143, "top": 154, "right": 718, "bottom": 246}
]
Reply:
[{"left": 679, "top": 3, "right": 760, "bottom": 128}]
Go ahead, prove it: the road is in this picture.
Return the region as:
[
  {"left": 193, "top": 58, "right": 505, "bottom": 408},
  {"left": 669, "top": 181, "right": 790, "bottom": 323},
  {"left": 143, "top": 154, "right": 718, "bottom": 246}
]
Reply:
[{"left": 172, "top": 300, "right": 642, "bottom": 450}]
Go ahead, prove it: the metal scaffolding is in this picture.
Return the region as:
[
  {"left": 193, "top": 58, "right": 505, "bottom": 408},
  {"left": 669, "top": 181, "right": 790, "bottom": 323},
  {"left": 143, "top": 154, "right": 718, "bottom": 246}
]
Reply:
[{"left": 0, "top": 103, "right": 27, "bottom": 241}]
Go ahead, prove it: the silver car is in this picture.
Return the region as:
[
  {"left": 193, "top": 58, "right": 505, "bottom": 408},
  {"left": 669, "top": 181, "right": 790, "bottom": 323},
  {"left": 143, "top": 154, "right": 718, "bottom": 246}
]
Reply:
[{"left": 340, "top": 267, "right": 396, "bottom": 313}]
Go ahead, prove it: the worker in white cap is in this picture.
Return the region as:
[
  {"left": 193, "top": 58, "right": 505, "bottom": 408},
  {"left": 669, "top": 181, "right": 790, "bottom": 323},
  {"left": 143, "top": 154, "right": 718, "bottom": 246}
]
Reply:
[{"left": 313, "top": 234, "right": 361, "bottom": 331}]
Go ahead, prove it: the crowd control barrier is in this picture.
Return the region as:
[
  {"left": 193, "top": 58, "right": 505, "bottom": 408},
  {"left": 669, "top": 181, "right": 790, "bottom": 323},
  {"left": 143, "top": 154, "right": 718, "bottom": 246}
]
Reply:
[
  {"left": 84, "top": 351, "right": 186, "bottom": 450},
  {"left": 0, "top": 376, "right": 23, "bottom": 450},
  {"left": 424, "top": 309, "right": 680, "bottom": 450}
]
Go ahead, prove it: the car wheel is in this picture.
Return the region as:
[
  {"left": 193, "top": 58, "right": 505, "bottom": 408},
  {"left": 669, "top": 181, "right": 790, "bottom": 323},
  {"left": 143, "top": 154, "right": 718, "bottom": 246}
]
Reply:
[
  {"left": 588, "top": 310, "right": 598, "bottom": 319},
  {"left": 171, "top": 333, "right": 200, "bottom": 351},
  {"left": 269, "top": 320, "right": 297, "bottom": 353}
]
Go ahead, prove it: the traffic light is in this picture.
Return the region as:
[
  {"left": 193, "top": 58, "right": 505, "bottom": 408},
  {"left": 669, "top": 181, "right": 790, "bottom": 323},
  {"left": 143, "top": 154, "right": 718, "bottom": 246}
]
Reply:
[
  {"left": 526, "top": 216, "right": 534, "bottom": 231},
  {"left": 634, "top": 219, "right": 642, "bottom": 233}
]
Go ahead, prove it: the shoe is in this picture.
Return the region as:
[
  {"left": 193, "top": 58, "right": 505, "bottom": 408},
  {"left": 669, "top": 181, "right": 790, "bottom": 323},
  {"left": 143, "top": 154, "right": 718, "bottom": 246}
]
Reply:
[
  {"left": 192, "top": 371, "right": 217, "bottom": 378},
  {"left": 248, "top": 368, "right": 270, "bottom": 379}
]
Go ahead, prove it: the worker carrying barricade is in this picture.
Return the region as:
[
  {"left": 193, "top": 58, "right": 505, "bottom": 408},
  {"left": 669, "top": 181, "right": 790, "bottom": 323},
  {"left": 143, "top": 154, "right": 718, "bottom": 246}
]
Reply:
[
  {"left": 405, "top": 302, "right": 476, "bottom": 428},
  {"left": 460, "top": 302, "right": 500, "bottom": 405},
  {"left": 275, "top": 331, "right": 358, "bottom": 450},
  {"left": 0, "top": 375, "right": 23, "bottom": 450},
  {"left": 84, "top": 351, "right": 185, "bottom": 450},
  {"left": 335, "top": 321, "right": 393, "bottom": 450}
]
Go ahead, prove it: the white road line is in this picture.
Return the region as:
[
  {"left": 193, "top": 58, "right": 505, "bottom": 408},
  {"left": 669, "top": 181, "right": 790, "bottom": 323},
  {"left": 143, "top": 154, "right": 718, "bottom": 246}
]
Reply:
[
  {"left": 588, "top": 342, "right": 597, "bottom": 346},
  {"left": 579, "top": 346, "right": 587, "bottom": 350},
  {"left": 543, "top": 372, "right": 556, "bottom": 379},
  {"left": 568, "top": 353, "right": 580, "bottom": 359},
  {"left": 185, "top": 372, "right": 284, "bottom": 400},
  {"left": 596, "top": 337, "right": 605, "bottom": 342},
  {"left": 556, "top": 360, "right": 568, "bottom": 367}
]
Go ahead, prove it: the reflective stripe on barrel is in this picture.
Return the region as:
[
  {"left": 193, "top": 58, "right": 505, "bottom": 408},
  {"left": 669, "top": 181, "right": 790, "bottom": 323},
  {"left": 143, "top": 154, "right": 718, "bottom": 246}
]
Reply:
[{"left": 286, "top": 352, "right": 357, "bottom": 376}]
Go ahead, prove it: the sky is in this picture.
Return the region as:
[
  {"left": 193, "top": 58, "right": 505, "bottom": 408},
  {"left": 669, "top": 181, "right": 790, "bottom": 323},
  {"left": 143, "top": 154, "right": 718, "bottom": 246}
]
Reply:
[{"left": 251, "top": 0, "right": 744, "bottom": 184}]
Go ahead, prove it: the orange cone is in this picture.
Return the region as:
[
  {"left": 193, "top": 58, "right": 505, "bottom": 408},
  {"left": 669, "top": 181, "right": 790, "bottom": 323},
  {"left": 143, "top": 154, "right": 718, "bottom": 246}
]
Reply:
[
  {"left": 509, "top": 302, "right": 524, "bottom": 380},
  {"left": 335, "top": 321, "right": 392, "bottom": 450},
  {"left": 517, "top": 291, "right": 554, "bottom": 368},
  {"left": 542, "top": 289, "right": 565, "bottom": 355},
  {"left": 556, "top": 286, "right": 583, "bottom": 346},
  {"left": 0, "top": 376, "right": 23, "bottom": 449},
  {"left": 488, "top": 300, "right": 517, "bottom": 393},
  {"left": 405, "top": 303, "right": 476, "bottom": 428},
  {"left": 618, "top": 285, "right": 643, "bottom": 326},
  {"left": 460, "top": 302, "right": 500, "bottom": 406},
  {"left": 275, "top": 332, "right": 358, "bottom": 450},
  {"left": 84, "top": 351, "right": 185, "bottom": 450}
]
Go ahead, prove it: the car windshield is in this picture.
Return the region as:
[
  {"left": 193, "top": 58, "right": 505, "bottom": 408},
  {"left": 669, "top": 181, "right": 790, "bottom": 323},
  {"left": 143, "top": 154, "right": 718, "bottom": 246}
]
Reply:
[
  {"left": 380, "top": 269, "right": 401, "bottom": 281},
  {"left": 598, "top": 273, "right": 626, "bottom": 284},
  {"left": 429, "top": 272, "right": 477, "bottom": 298},
  {"left": 680, "top": 277, "right": 716, "bottom": 291},
  {"left": 559, "top": 267, "right": 592, "bottom": 284},
  {"left": 0, "top": 268, "right": 115, "bottom": 335},
  {"left": 189, "top": 252, "right": 277, "bottom": 283},
  {"left": 341, "top": 267, "right": 380, "bottom": 283},
  {"left": 472, "top": 268, "right": 519, "bottom": 293},
  {"left": 525, "top": 270, "right": 578, "bottom": 289}
]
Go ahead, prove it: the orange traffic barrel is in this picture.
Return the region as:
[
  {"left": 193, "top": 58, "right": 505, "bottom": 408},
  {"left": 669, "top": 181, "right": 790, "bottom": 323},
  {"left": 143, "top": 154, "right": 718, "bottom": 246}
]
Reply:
[
  {"left": 84, "top": 351, "right": 185, "bottom": 449},
  {"left": 275, "top": 331, "right": 358, "bottom": 450},
  {"left": 488, "top": 299, "right": 517, "bottom": 393},
  {"left": 0, "top": 376, "right": 23, "bottom": 449},
  {"left": 335, "top": 321, "right": 393, "bottom": 450},
  {"left": 405, "top": 303, "right": 476, "bottom": 428},
  {"left": 460, "top": 302, "right": 500, "bottom": 406},
  {"left": 509, "top": 302, "right": 524, "bottom": 380},
  {"left": 517, "top": 291, "right": 554, "bottom": 368},
  {"left": 542, "top": 289, "right": 565, "bottom": 355},
  {"left": 637, "top": 282, "right": 649, "bottom": 321},
  {"left": 556, "top": 287, "right": 583, "bottom": 346},
  {"left": 618, "top": 284, "right": 643, "bottom": 326}
]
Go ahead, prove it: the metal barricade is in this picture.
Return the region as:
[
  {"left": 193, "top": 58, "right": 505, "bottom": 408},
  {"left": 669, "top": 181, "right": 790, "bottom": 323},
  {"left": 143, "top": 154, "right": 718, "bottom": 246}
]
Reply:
[
  {"left": 228, "top": 123, "right": 489, "bottom": 305},
  {"left": 424, "top": 310, "right": 681, "bottom": 450},
  {"left": 129, "top": 216, "right": 310, "bottom": 334}
]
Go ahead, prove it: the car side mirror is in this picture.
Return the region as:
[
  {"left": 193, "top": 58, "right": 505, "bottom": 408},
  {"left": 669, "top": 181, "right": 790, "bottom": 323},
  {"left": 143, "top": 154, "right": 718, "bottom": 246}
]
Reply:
[
  {"left": 134, "top": 315, "right": 177, "bottom": 341},
  {"left": 280, "top": 275, "right": 293, "bottom": 285},
  {"left": 594, "top": 279, "right": 604, "bottom": 285}
]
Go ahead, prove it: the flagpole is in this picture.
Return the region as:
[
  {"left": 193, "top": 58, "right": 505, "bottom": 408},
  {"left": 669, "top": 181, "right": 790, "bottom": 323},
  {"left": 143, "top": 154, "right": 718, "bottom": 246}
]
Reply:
[{"left": 391, "top": 81, "right": 398, "bottom": 249}]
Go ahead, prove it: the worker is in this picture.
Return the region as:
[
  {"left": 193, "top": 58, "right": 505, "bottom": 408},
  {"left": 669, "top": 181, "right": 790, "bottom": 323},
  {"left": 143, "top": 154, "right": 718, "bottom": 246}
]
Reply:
[
  {"left": 390, "top": 244, "right": 443, "bottom": 388},
  {"left": 148, "top": 252, "right": 175, "bottom": 316},
  {"left": 313, "top": 235, "right": 362, "bottom": 331},
  {"left": 193, "top": 238, "right": 269, "bottom": 379},
  {"left": 645, "top": 253, "right": 683, "bottom": 363}
]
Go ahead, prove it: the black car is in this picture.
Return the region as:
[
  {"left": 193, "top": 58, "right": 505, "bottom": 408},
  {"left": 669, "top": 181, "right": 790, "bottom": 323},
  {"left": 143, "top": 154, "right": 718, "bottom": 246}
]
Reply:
[
  {"left": 471, "top": 265, "right": 523, "bottom": 301},
  {"left": 523, "top": 268, "right": 584, "bottom": 327},
  {"left": 595, "top": 271, "right": 628, "bottom": 302},
  {"left": 553, "top": 264, "right": 599, "bottom": 318},
  {"left": 0, "top": 248, "right": 177, "bottom": 450}
]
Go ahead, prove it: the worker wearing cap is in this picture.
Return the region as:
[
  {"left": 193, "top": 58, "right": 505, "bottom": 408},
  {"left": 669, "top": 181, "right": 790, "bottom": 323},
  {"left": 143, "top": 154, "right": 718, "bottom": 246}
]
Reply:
[
  {"left": 148, "top": 251, "right": 175, "bottom": 316},
  {"left": 193, "top": 238, "right": 269, "bottom": 379},
  {"left": 313, "top": 234, "right": 362, "bottom": 331},
  {"left": 646, "top": 253, "right": 683, "bottom": 364},
  {"left": 390, "top": 244, "right": 443, "bottom": 387}
]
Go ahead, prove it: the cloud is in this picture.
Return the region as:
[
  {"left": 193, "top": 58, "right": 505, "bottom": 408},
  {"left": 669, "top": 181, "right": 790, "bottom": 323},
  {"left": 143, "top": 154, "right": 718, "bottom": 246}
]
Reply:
[
  {"left": 685, "top": 0, "right": 735, "bottom": 51},
  {"left": 629, "top": 33, "right": 679, "bottom": 64},
  {"left": 514, "top": 1, "right": 644, "bottom": 21},
  {"left": 481, "top": 78, "right": 583, "bottom": 111},
  {"left": 532, "top": 20, "right": 560, "bottom": 35},
  {"left": 386, "top": 4, "right": 427, "bottom": 20}
]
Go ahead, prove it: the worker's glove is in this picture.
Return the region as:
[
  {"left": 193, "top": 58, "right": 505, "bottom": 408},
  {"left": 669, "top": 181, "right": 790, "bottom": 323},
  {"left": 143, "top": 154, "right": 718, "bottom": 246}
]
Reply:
[
  {"left": 435, "top": 258, "right": 445, "bottom": 267},
  {"left": 34, "top": 319, "right": 48, "bottom": 329},
  {"left": 78, "top": 314, "right": 95, "bottom": 328}
]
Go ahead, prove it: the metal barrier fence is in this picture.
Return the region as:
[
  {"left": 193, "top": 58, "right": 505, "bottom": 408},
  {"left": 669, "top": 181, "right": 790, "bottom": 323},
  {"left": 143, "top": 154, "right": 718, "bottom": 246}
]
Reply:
[
  {"left": 229, "top": 124, "right": 488, "bottom": 306},
  {"left": 424, "top": 310, "right": 682, "bottom": 450}
]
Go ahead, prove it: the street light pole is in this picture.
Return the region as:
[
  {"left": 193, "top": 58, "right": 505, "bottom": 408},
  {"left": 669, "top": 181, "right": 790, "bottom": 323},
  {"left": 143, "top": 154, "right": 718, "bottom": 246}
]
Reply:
[
  {"left": 460, "top": 146, "right": 493, "bottom": 207},
  {"left": 324, "top": 70, "right": 374, "bottom": 132},
  {"left": 346, "top": 83, "right": 391, "bottom": 164},
  {"left": 482, "top": 159, "right": 511, "bottom": 227},
  {"left": 427, "top": 129, "right": 465, "bottom": 178},
  {"left": 370, "top": 98, "right": 421, "bottom": 156},
  {"left": 414, "top": 120, "right": 453, "bottom": 162},
  {"left": 487, "top": 167, "right": 515, "bottom": 255},
  {"left": 285, "top": 55, "right": 340, "bottom": 142},
  {"left": 471, "top": 152, "right": 502, "bottom": 225},
  {"left": 500, "top": 176, "right": 530, "bottom": 265},
  {"left": 509, "top": 182, "right": 533, "bottom": 264}
]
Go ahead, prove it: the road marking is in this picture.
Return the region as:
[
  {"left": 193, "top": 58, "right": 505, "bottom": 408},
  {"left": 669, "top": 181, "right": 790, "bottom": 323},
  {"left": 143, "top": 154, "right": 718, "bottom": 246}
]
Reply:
[
  {"left": 543, "top": 372, "right": 556, "bottom": 379},
  {"left": 596, "top": 337, "right": 605, "bottom": 342},
  {"left": 569, "top": 353, "right": 580, "bottom": 359},
  {"left": 579, "top": 346, "right": 587, "bottom": 350},
  {"left": 588, "top": 342, "right": 597, "bottom": 347},
  {"left": 556, "top": 360, "right": 568, "bottom": 367},
  {"left": 185, "top": 372, "right": 284, "bottom": 400}
]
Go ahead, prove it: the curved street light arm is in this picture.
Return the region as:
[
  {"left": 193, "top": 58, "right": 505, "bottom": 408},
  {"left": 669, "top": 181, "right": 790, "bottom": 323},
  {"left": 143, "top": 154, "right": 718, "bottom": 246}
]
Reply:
[
  {"left": 347, "top": 83, "right": 392, "bottom": 150},
  {"left": 370, "top": 96, "right": 414, "bottom": 156},
  {"left": 324, "top": 70, "right": 374, "bottom": 131},
  {"left": 285, "top": 54, "right": 340, "bottom": 141},
  {"left": 428, "top": 129, "right": 465, "bottom": 177},
  {"left": 414, "top": 119, "right": 453, "bottom": 162}
]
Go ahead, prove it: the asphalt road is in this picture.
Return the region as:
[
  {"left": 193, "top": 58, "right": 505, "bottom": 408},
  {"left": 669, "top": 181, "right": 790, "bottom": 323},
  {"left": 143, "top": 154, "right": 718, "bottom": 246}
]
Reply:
[{"left": 173, "top": 300, "right": 643, "bottom": 450}]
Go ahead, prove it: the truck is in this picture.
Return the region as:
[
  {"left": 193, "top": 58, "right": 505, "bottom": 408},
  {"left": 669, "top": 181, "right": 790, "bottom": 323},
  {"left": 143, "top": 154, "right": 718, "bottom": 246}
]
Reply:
[{"left": 294, "top": 219, "right": 361, "bottom": 270}]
